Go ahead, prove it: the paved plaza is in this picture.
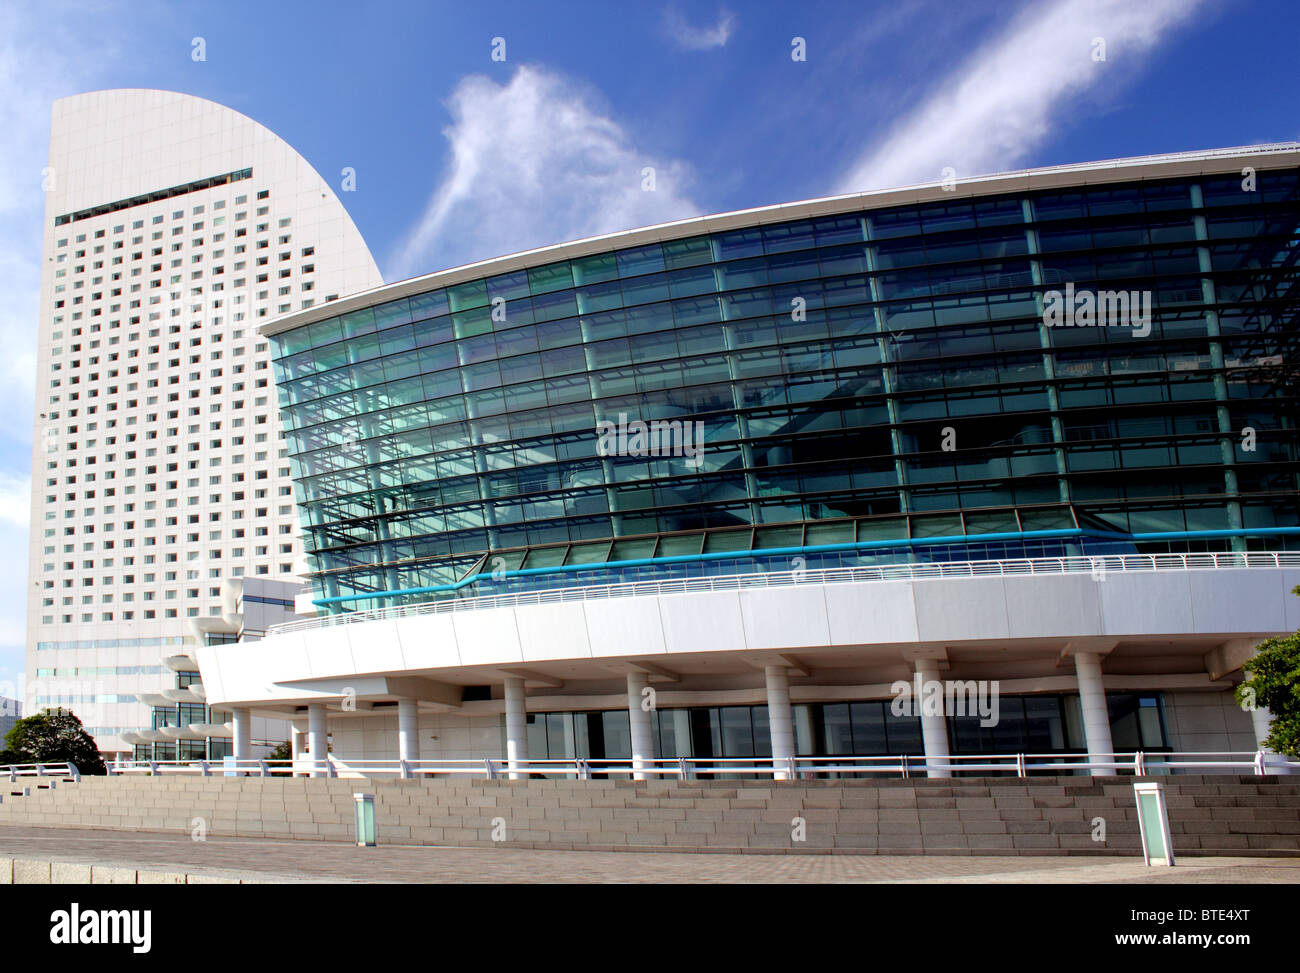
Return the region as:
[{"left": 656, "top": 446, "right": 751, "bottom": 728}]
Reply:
[{"left": 0, "top": 826, "right": 1296, "bottom": 883}]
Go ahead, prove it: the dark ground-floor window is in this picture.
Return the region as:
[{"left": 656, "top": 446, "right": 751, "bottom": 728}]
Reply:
[
  {"left": 209, "top": 739, "right": 233, "bottom": 760},
  {"left": 510, "top": 692, "right": 1167, "bottom": 764},
  {"left": 178, "top": 740, "right": 206, "bottom": 761},
  {"left": 1106, "top": 693, "right": 1167, "bottom": 751},
  {"left": 131, "top": 737, "right": 237, "bottom": 762}
]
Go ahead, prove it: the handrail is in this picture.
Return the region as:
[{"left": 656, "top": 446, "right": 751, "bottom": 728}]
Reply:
[
  {"left": 270, "top": 552, "right": 1300, "bottom": 636},
  {"left": 106, "top": 758, "right": 300, "bottom": 777},
  {"left": 98, "top": 751, "right": 1298, "bottom": 780},
  {"left": 2, "top": 762, "right": 81, "bottom": 783}
]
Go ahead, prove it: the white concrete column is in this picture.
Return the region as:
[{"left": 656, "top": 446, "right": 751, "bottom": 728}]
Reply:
[
  {"left": 1248, "top": 705, "right": 1290, "bottom": 774},
  {"left": 397, "top": 697, "right": 420, "bottom": 764},
  {"left": 289, "top": 723, "right": 303, "bottom": 775},
  {"left": 1074, "top": 652, "right": 1114, "bottom": 776},
  {"left": 231, "top": 707, "right": 251, "bottom": 762},
  {"left": 915, "top": 660, "right": 951, "bottom": 778},
  {"left": 307, "top": 703, "right": 328, "bottom": 778},
  {"left": 627, "top": 672, "right": 655, "bottom": 780},
  {"left": 504, "top": 677, "right": 528, "bottom": 780},
  {"left": 1250, "top": 704, "right": 1273, "bottom": 750},
  {"left": 765, "top": 665, "right": 795, "bottom": 780}
]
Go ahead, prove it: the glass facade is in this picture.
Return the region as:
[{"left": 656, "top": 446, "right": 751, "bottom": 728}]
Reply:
[
  {"left": 269, "top": 168, "right": 1300, "bottom": 611},
  {"left": 138, "top": 659, "right": 231, "bottom": 762}
]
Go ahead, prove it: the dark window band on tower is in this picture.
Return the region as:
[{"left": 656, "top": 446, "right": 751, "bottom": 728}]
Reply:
[{"left": 53, "top": 167, "right": 254, "bottom": 226}]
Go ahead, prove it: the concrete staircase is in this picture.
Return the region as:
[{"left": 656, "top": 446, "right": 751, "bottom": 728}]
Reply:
[
  {"left": 0, "top": 774, "right": 1295, "bottom": 855},
  {"left": 4, "top": 778, "right": 70, "bottom": 799}
]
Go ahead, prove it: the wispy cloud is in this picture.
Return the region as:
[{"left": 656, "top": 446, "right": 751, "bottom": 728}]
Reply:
[
  {"left": 0, "top": 4, "right": 133, "bottom": 453},
  {"left": 0, "top": 19, "right": 70, "bottom": 451},
  {"left": 391, "top": 65, "right": 702, "bottom": 280},
  {"left": 0, "top": 473, "right": 31, "bottom": 682},
  {"left": 0, "top": 473, "right": 30, "bottom": 530},
  {"left": 0, "top": 3, "right": 130, "bottom": 683},
  {"left": 663, "top": 7, "right": 736, "bottom": 51},
  {"left": 838, "top": 0, "right": 1207, "bottom": 192}
]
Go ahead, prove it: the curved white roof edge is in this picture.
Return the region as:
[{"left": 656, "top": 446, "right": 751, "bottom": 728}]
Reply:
[
  {"left": 49, "top": 87, "right": 381, "bottom": 293},
  {"left": 196, "top": 564, "right": 1295, "bottom": 710},
  {"left": 259, "top": 141, "right": 1299, "bottom": 338}
]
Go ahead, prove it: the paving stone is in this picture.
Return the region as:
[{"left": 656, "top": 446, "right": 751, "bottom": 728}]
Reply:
[
  {"left": 91, "top": 865, "right": 138, "bottom": 884},
  {"left": 51, "top": 862, "right": 93, "bottom": 883},
  {"left": 14, "top": 859, "right": 50, "bottom": 883}
]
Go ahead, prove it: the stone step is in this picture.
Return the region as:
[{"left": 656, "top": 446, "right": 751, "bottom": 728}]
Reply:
[{"left": 1, "top": 775, "right": 1294, "bottom": 856}]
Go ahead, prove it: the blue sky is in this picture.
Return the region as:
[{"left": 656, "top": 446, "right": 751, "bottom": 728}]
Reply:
[{"left": 0, "top": 0, "right": 1296, "bottom": 689}]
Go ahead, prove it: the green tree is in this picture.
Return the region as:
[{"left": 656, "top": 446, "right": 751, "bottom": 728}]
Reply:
[
  {"left": 262, "top": 740, "right": 293, "bottom": 775},
  {"left": 267, "top": 740, "right": 292, "bottom": 760},
  {"left": 3, "top": 708, "right": 107, "bottom": 775},
  {"left": 1235, "top": 585, "right": 1300, "bottom": 757}
]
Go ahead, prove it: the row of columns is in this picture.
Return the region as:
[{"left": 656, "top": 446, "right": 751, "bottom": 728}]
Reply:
[
  {"left": 498, "top": 668, "right": 800, "bottom": 781},
  {"left": 228, "top": 657, "right": 1275, "bottom": 778},
  {"left": 911, "top": 653, "right": 1114, "bottom": 778},
  {"left": 495, "top": 657, "right": 1132, "bottom": 779},
  {"left": 231, "top": 701, "right": 333, "bottom": 777}
]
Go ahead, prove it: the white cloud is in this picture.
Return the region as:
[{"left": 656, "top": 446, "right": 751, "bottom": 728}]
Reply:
[
  {"left": 0, "top": 4, "right": 131, "bottom": 685},
  {"left": 0, "top": 5, "right": 130, "bottom": 452},
  {"left": 838, "top": 0, "right": 1207, "bottom": 192},
  {"left": 391, "top": 65, "right": 702, "bottom": 279},
  {"left": 0, "top": 534, "right": 33, "bottom": 686},
  {"left": 0, "top": 29, "right": 61, "bottom": 447},
  {"left": 664, "top": 7, "right": 736, "bottom": 51},
  {"left": 0, "top": 473, "right": 30, "bottom": 530},
  {"left": 0, "top": 507, "right": 31, "bottom": 682}
]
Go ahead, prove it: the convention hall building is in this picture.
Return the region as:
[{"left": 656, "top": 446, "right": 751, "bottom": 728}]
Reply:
[{"left": 196, "top": 143, "right": 1300, "bottom": 778}]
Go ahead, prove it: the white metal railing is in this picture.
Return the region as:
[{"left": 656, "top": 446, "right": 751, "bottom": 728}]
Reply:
[
  {"left": 2, "top": 762, "right": 81, "bottom": 783},
  {"left": 107, "top": 758, "right": 296, "bottom": 777},
  {"left": 103, "top": 751, "right": 1298, "bottom": 780},
  {"left": 271, "top": 552, "right": 1300, "bottom": 635}
]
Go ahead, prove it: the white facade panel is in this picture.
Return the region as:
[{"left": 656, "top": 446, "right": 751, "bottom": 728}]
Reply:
[
  {"left": 352, "top": 620, "right": 406, "bottom": 676},
  {"left": 1002, "top": 575, "right": 1105, "bottom": 640},
  {"left": 738, "top": 587, "right": 831, "bottom": 650},
  {"left": 658, "top": 591, "right": 747, "bottom": 655},
  {"left": 1098, "top": 573, "right": 1196, "bottom": 636},
  {"left": 516, "top": 603, "right": 593, "bottom": 663},
  {"left": 823, "top": 581, "right": 920, "bottom": 646},
  {"left": 452, "top": 611, "right": 524, "bottom": 667},
  {"left": 1279, "top": 570, "right": 1300, "bottom": 632},
  {"left": 302, "top": 626, "right": 358, "bottom": 681},
  {"left": 394, "top": 615, "right": 462, "bottom": 671},
  {"left": 584, "top": 598, "right": 667, "bottom": 658},
  {"left": 1187, "top": 570, "right": 1288, "bottom": 633}
]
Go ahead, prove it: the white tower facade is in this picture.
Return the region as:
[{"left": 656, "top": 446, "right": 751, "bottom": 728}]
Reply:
[{"left": 26, "top": 89, "right": 383, "bottom": 755}]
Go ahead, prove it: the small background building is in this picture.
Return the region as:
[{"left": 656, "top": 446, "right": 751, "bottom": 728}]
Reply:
[{"left": 0, "top": 696, "right": 21, "bottom": 745}]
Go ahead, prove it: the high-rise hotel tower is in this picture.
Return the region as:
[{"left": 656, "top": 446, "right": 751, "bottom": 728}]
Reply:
[{"left": 26, "top": 90, "right": 382, "bottom": 756}]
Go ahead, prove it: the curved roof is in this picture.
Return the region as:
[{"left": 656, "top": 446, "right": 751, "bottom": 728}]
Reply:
[
  {"left": 47, "top": 88, "right": 380, "bottom": 298},
  {"left": 259, "top": 141, "right": 1299, "bottom": 338}
]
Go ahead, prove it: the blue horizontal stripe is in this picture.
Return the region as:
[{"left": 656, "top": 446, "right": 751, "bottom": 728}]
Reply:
[{"left": 311, "top": 526, "right": 1300, "bottom": 607}]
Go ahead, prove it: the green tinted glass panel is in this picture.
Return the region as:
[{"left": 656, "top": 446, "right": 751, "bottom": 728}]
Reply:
[{"left": 1137, "top": 791, "right": 1167, "bottom": 860}]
